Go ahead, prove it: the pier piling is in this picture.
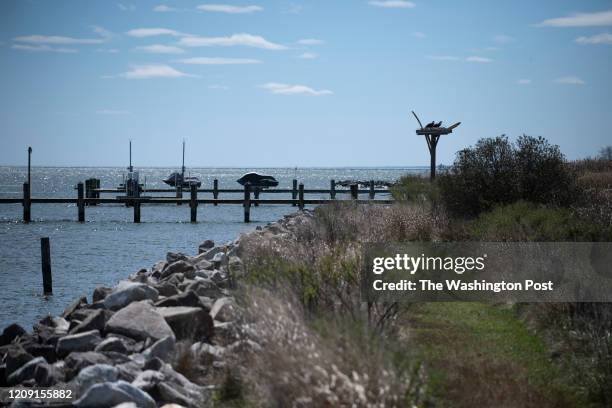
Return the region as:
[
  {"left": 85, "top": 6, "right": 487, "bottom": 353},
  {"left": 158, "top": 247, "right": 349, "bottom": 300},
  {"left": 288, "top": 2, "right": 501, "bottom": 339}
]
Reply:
[
  {"left": 23, "top": 182, "right": 31, "bottom": 223},
  {"left": 298, "top": 183, "right": 305, "bottom": 209},
  {"left": 176, "top": 186, "right": 182, "bottom": 206},
  {"left": 134, "top": 200, "right": 141, "bottom": 223},
  {"left": 213, "top": 179, "right": 219, "bottom": 206},
  {"left": 254, "top": 188, "right": 260, "bottom": 207},
  {"left": 190, "top": 184, "right": 198, "bottom": 223},
  {"left": 244, "top": 184, "right": 251, "bottom": 223},
  {"left": 292, "top": 179, "right": 298, "bottom": 206},
  {"left": 369, "top": 180, "right": 375, "bottom": 199},
  {"left": 330, "top": 179, "right": 336, "bottom": 199},
  {"left": 40, "top": 237, "right": 52, "bottom": 295},
  {"left": 350, "top": 184, "right": 358, "bottom": 200},
  {"left": 77, "top": 182, "right": 85, "bottom": 222}
]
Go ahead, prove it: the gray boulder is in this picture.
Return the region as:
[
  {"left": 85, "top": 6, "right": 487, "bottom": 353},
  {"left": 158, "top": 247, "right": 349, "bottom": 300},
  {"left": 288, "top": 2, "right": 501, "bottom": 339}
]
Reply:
[
  {"left": 92, "top": 286, "right": 113, "bottom": 302},
  {"left": 70, "top": 309, "right": 106, "bottom": 334},
  {"left": 103, "top": 282, "right": 159, "bottom": 311},
  {"left": 157, "top": 306, "right": 214, "bottom": 341},
  {"left": 105, "top": 301, "right": 174, "bottom": 342},
  {"left": 5, "top": 345, "right": 34, "bottom": 378},
  {"left": 155, "top": 290, "right": 208, "bottom": 310},
  {"left": 64, "top": 351, "right": 112, "bottom": 381},
  {"left": 210, "top": 297, "right": 237, "bottom": 323},
  {"left": 202, "top": 246, "right": 223, "bottom": 261},
  {"left": 142, "top": 335, "right": 176, "bottom": 362},
  {"left": 62, "top": 296, "right": 88, "bottom": 319},
  {"left": 95, "top": 337, "right": 128, "bottom": 354},
  {"left": 161, "top": 261, "right": 196, "bottom": 280},
  {"left": 132, "top": 369, "right": 164, "bottom": 391},
  {"left": 74, "top": 380, "right": 156, "bottom": 408},
  {"left": 155, "top": 282, "right": 180, "bottom": 297},
  {"left": 7, "top": 356, "right": 46, "bottom": 385},
  {"left": 198, "top": 239, "right": 215, "bottom": 253},
  {"left": 56, "top": 330, "right": 102, "bottom": 356},
  {"left": 166, "top": 252, "right": 190, "bottom": 264},
  {"left": 33, "top": 361, "right": 61, "bottom": 386},
  {"left": 0, "top": 323, "right": 26, "bottom": 346},
  {"left": 75, "top": 363, "right": 118, "bottom": 394}
]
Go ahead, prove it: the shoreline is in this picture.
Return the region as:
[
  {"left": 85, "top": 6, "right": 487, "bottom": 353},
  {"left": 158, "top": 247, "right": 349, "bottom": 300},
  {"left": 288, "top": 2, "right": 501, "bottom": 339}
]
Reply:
[{"left": 0, "top": 209, "right": 312, "bottom": 407}]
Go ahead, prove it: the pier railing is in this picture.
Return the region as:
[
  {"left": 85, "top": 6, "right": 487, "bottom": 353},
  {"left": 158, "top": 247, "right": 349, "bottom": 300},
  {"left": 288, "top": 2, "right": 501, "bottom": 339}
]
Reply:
[{"left": 0, "top": 179, "right": 394, "bottom": 223}]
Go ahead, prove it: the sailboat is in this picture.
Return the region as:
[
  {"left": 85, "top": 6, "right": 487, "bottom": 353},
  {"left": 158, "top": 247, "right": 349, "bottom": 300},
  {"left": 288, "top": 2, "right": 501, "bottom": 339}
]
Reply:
[{"left": 163, "top": 141, "right": 202, "bottom": 188}]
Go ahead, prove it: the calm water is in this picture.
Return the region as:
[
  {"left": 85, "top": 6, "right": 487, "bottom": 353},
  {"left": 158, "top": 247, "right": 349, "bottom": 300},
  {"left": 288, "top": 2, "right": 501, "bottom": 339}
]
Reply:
[{"left": 0, "top": 167, "right": 422, "bottom": 330}]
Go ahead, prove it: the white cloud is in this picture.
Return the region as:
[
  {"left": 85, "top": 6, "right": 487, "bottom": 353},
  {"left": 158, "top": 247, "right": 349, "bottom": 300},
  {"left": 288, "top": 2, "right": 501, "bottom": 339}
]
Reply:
[
  {"left": 96, "top": 109, "right": 130, "bottom": 115},
  {"left": 117, "top": 3, "right": 135, "bottom": 11},
  {"left": 260, "top": 83, "right": 332, "bottom": 96},
  {"left": 119, "top": 64, "right": 196, "bottom": 79},
  {"left": 426, "top": 55, "right": 459, "bottom": 61},
  {"left": 413, "top": 32, "right": 426, "bottom": 38},
  {"left": 12, "top": 44, "right": 77, "bottom": 53},
  {"left": 153, "top": 5, "right": 178, "bottom": 12},
  {"left": 368, "top": 1, "right": 415, "bottom": 9},
  {"left": 209, "top": 84, "right": 229, "bottom": 90},
  {"left": 298, "top": 52, "right": 317, "bottom": 59},
  {"left": 297, "top": 38, "right": 325, "bottom": 45},
  {"left": 178, "top": 57, "right": 261, "bottom": 64},
  {"left": 179, "top": 33, "right": 287, "bottom": 50},
  {"left": 492, "top": 34, "right": 514, "bottom": 44},
  {"left": 126, "top": 28, "right": 183, "bottom": 38},
  {"left": 136, "top": 44, "right": 185, "bottom": 54},
  {"left": 575, "top": 32, "right": 612, "bottom": 45},
  {"left": 537, "top": 10, "right": 612, "bottom": 27},
  {"left": 516, "top": 79, "right": 531, "bottom": 85},
  {"left": 466, "top": 56, "right": 492, "bottom": 63},
  {"left": 196, "top": 4, "right": 263, "bottom": 14},
  {"left": 554, "top": 76, "right": 585, "bottom": 85},
  {"left": 13, "top": 26, "right": 111, "bottom": 45}
]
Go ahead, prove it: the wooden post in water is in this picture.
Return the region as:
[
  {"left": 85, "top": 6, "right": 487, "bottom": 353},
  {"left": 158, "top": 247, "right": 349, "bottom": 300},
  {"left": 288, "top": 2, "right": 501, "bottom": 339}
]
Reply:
[
  {"left": 77, "top": 182, "right": 85, "bottom": 222},
  {"left": 350, "top": 184, "right": 358, "bottom": 200},
  {"left": 23, "top": 182, "right": 31, "bottom": 223},
  {"left": 190, "top": 184, "right": 198, "bottom": 223},
  {"left": 253, "top": 188, "right": 260, "bottom": 207},
  {"left": 176, "top": 186, "right": 182, "bottom": 206},
  {"left": 213, "top": 179, "right": 219, "bottom": 206},
  {"left": 243, "top": 183, "right": 251, "bottom": 223},
  {"left": 298, "top": 183, "right": 305, "bottom": 210},
  {"left": 369, "top": 180, "right": 375, "bottom": 199},
  {"left": 291, "top": 179, "right": 298, "bottom": 206},
  {"left": 134, "top": 200, "right": 141, "bottom": 223},
  {"left": 41, "top": 237, "right": 52, "bottom": 295},
  {"left": 330, "top": 179, "right": 336, "bottom": 199}
]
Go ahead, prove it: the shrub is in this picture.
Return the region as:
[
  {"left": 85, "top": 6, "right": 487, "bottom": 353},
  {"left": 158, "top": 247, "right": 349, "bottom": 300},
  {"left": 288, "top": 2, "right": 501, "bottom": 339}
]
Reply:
[
  {"left": 438, "top": 135, "right": 578, "bottom": 217},
  {"left": 391, "top": 174, "right": 440, "bottom": 203}
]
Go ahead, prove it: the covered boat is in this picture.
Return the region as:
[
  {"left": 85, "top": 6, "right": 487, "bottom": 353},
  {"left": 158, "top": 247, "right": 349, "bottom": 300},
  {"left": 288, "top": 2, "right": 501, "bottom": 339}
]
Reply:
[
  {"left": 237, "top": 172, "right": 279, "bottom": 188},
  {"left": 163, "top": 172, "right": 202, "bottom": 188}
]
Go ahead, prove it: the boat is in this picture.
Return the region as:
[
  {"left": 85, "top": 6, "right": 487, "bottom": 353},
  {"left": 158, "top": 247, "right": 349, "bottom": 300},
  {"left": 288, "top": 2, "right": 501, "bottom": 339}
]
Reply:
[
  {"left": 236, "top": 172, "right": 279, "bottom": 188},
  {"left": 163, "top": 141, "right": 202, "bottom": 188}
]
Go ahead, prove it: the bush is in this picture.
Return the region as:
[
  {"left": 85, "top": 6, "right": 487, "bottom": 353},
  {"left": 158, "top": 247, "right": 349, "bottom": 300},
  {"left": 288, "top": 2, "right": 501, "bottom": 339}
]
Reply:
[
  {"left": 438, "top": 135, "right": 578, "bottom": 217},
  {"left": 391, "top": 174, "right": 440, "bottom": 203}
]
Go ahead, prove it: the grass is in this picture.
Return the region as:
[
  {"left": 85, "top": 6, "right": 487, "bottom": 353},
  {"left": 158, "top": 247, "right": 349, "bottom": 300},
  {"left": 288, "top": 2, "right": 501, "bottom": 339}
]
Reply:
[{"left": 406, "top": 302, "right": 588, "bottom": 408}]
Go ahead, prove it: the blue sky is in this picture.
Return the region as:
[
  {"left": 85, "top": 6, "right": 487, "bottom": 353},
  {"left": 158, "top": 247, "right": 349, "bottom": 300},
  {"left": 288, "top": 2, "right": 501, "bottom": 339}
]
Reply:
[{"left": 1, "top": 0, "right": 611, "bottom": 167}]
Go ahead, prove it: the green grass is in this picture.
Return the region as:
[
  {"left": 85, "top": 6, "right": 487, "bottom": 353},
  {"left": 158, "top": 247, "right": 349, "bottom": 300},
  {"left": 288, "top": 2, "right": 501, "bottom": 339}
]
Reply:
[{"left": 405, "top": 302, "right": 588, "bottom": 408}]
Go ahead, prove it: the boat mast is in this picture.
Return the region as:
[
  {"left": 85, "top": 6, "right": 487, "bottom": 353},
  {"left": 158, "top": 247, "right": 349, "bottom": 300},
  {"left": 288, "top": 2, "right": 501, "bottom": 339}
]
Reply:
[
  {"left": 128, "top": 140, "right": 133, "bottom": 173},
  {"left": 181, "top": 139, "right": 185, "bottom": 179}
]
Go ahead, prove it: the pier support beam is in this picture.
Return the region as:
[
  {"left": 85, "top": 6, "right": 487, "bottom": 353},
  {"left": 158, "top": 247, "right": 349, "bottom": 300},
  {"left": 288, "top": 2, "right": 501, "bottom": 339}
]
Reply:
[
  {"left": 41, "top": 237, "right": 52, "bottom": 295},
  {"left": 350, "top": 184, "right": 358, "bottom": 200},
  {"left": 23, "top": 182, "right": 31, "bottom": 223},
  {"left": 176, "top": 186, "right": 182, "bottom": 206},
  {"left": 213, "top": 179, "right": 219, "bottom": 206},
  {"left": 298, "top": 183, "right": 304, "bottom": 210},
  {"left": 330, "top": 179, "right": 336, "bottom": 200},
  {"left": 77, "top": 182, "right": 85, "bottom": 222},
  {"left": 254, "top": 188, "right": 260, "bottom": 207},
  {"left": 190, "top": 184, "right": 198, "bottom": 223},
  {"left": 292, "top": 179, "right": 297, "bottom": 206},
  {"left": 134, "top": 200, "right": 141, "bottom": 223},
  {"left": 244, "top": 184, "right": 251, "bottom": 223},
  {"left": 369, "top": 180, "right": 375, "bottom": 199}
]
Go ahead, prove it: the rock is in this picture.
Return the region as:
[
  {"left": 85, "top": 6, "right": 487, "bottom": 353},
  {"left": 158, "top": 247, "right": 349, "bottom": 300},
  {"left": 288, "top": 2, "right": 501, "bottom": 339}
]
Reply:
[
  {"left": 158, "top": 363, "right": 206, "bottom": 407},
  {"left": 7, "top": 356, "right": 46, "bottom": 385},
  {"left": 105, "top": 300, "right": 174, "bottom": 342},
  {"left": 56, "top": 330, "right": 102, "bottom": 356},
  {"left": 74, "top": 380, "right": 156, "bottom": 408},
  {"left": 69, "top": 308, "right": 97, "bottom": 322},
  {"left": 202, "top": 246, "right": 224, "bottom": 262},
  {"left": 210, "top": 297, "right": 237, "bottom": 323},
  {"left": 161, "top": 261, "right": 196, "bottom": 280},
  {"left": 93, "top": 286, "right": 113, "bottom": 302},
  {"left": 23, "top": 343, "right": 57, "bottom": 363},
  {"left": 116, "top": 360, "right": 145, "bottom": 382},
  {"left": 190, "top": 342, "right": 225, "bottom": 363},
  {"left": 38, "top": 316, "right": 70, "bottom": 334},
  {"left": 75, "top": 363, "right": 118, "bottom": 394},
  {"left": 103, "top": 282, "right": 159, "bottom": 311},
  {"left": 0, "top": 323, "right": 26, "bottom": 346},
  {"left": 166, "top": 274, "right": 184, "bottom": 287},
  {"left": 194, "top": 258, "right": 214, "bottom": 271},
  {"left": 155, "top": 282, "right": 180, "bottom": 297},
  {"left": 70, "top": 309, "right": 106, "bottom": 334},
  {"left": 155, "top": 290, "right": 208, "bottom": 310},
  {"left": 33, "top": 361, "right": 61, "bottom": 386},
  {"left": 198, "top": 239, "right": 215, "bottom": 253},
  {"left": 142, "top": 336, "right": 176, "bottom": 362},
  {"left": 166, "top": 252, "right": 190, "bottom": 264},
  {"left": 95, "top": 337, "right": 128, "bottom": 354},
  {"left": 63, "top": 296, "right": 88, "bottom": 319},
  {"left": 228, "top": 256, "right": 245, "bottom": 278},
  {"left": 132, "top": 369, "right": 164, "bottom": 391},
  {"left": 64, "top": 352, "right": 111, "bottom": 381},
  {"left": 185, "top": 279, "right": 224, "bottom": 299},
  {"left": 112, "top": 403, "right": 138, "bottom": 408},
  {"left": 211, "top": 252, "right": 226, "bottom": 266},
  {"left": 157, "top": 306, "right": 214, "bottom": 341},
  {"left": 5, "top": 345, "right": 34, "bottom": 378}
]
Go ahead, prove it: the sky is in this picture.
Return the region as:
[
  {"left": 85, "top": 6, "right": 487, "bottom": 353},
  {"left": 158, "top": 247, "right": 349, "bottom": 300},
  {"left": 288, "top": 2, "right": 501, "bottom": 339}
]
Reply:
[{"left": 1, "top": 0, "right": 611, "bottom": 167}]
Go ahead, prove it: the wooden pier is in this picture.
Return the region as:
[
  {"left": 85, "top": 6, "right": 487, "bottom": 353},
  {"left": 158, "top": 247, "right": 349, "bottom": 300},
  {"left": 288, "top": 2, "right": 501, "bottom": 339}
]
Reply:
[{"left": 0, "top": 179, "right": 393, "bottom": 224}]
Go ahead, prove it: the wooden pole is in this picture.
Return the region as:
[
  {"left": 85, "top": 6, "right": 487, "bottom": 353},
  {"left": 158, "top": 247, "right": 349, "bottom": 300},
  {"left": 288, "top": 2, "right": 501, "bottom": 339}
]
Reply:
[
  {"left": 176, "top": 185, "right": 182, "bottom": 206},
  {"left": 77, "top": 182, "right": 85, "bottom": 222},
  {"left": 254, "top": 188, "right": 260, "bottom": 207},
  {"left": 292, "top": 179, "right": 297, "bottom": 206},
  {"left": 330, "top": 179, "right": 336, "bottom": 199},
  {"left": 213, "top": 179, "right": 219, "bottom": 206},
  {"left": 27, "top": 147, "right": 32, "bottom": 196},
  {"left": 190, "top": 184, "right": 197, "bottom": 223},
  {"left": 369, "top": 180, "right": 375, "bottom": 199},
  {"left": 350, "top": 184, "right": 358, "bottom": 200},
  {"left": 298, "top": 183, "right": 304, "bottom": 210},
  {"left": 134, "top": 200, "right": 141, "bottom": 223},
  {"left": 40, "top": 237, "right": 52, "bottom": 295},
  {"left": 23, "top": 182, "right": 31, "bottom": 223},
  {"left": 428, "top": 135, "right": 439, "bottom": 181},
  {"left": 244, "top": 184, "right": 251, "bottom": 223}
]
